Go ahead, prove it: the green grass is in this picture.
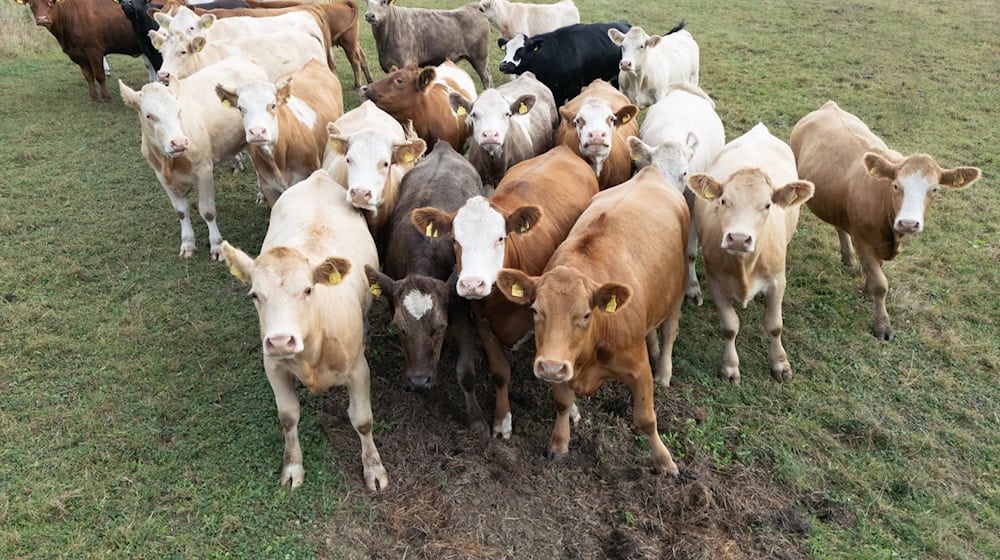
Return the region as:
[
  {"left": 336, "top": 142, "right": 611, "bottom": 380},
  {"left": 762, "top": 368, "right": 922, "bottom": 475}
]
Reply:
[{"left": 2, "top": 0, "right": 998, "bottom": 558}]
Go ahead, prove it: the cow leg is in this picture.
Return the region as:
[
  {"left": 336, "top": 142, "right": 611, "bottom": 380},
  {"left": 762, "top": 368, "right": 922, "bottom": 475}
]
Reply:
[
  {"left": 708, "top": 279, "right": 741, "bottom": 385},
  {"left": 195, "top": 168, "right": 223, "bottom": 260},
  {"left": 837, "top": 228, "right": 856, "bottom": 267},
  {"left": 451, "top": 311, "right": 487, "bottom": 437},
  {"left": 547, "top": 382, "right": 576, "bottom": 460},
  {"left": 346, "top": 357, "right": 389, "bottom": 492},
  {"left": 78, "top": 63, "right": 98, "bottom": 102},
  {"left": 685, "top": 220, "right": 703, "bottom": 305},
  {"left": 857, "top": 243, "right": 892, "bottom": 341},
  {"left": 654, "top": 296, "right": 683, "bottom": 387},
  {"left": 645, "top": 329, "right": 660, "bottom": 364},
  {"left": 466, "top": 55, "right": 493, "bottom": 90},
  {"left": 623, "top": 362, "right": 679, "bottom": 476},
  {"left": 88, "top": 51, "right": 111, "bottom": 102},
  {"left": 477, "top": 319, "right": 513, "bottom": 439},
  {"left": 764, "top": 275, "right": 792, "bottom": 381},
  {"left": 103, "top": 57, "right": 111, "bottom": 76},
  {"left": 264, "top": 361, "right": 304, "bottom": 488},
  {"left": 159, "top": 178, "right": 197, "bottom": 258},
  {"left": 357, "top": 45, "right": 374, "bottom": 84}
]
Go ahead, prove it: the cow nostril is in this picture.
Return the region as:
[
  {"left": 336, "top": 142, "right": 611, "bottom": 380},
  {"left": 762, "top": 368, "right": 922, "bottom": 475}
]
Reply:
[{"left": 407, "top": 375, "right": 433, "bottom": 390}]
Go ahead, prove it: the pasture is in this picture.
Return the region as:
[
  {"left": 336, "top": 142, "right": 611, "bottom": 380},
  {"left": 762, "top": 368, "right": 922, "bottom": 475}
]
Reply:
[{"left": 1, "top": 0, "right": 997, "bottom": 558}]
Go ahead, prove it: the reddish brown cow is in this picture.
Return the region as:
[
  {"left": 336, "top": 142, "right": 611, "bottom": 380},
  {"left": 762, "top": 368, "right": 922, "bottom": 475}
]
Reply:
[
  {"left": 555, "top": 79, "right": 639, "bottom": 189},
  {"left": 411, "top": 146, "right": 599, "bottom": 439},
  {"left": 362, "top": 61, "right": 477, "bottom": 152},
  {"left": 18, "top": 0, "right": 143, "bottom": 102},
  {"left": 495, "top": 167, "right": 689, "bottom": 474}
]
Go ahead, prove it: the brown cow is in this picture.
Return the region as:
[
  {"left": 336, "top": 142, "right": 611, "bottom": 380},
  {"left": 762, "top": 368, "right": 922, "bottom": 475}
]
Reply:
[
  {"left": 411, "top": 146, "right": 599, "bottom": 439},
  {"left": 790, "top": 101, "right": 981, "bottom": 340},
  {"left": 362, "top": 61, "right": 477, "bottom": 152},
  {"left": 494, "top": 167, "right": 688, "bottom": 474},
  {"left": 555, "top": 79, "right": 639, "bottom": 189},
  {"left": 18, "top": 0, "right": 144, "bottom": 102}
]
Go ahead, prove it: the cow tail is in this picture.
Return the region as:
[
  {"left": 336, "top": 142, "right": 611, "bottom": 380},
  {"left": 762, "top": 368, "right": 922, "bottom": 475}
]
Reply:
[{"left": 666, "top": 18, "right": 686, "bottom": 35}]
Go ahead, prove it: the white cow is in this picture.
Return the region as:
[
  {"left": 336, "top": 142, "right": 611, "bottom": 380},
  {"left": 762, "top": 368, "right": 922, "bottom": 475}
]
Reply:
[
  {"left": 155, "top": 6, "right": 324, "bottom": 53},
  {"left": 151, "top": 27, "right": 325, "bottom": 84},
  {"left": 322, "top": 100, "right": 427, "bottom": 234},
  {"left": 119, "top": 57, "right": 268, "bottom": 259},
  {"left": 220, "top": 169, "right": 387, "bottom": 492},
  {"left": 627, "top": 83, "right": 725, "bottom": 305},
  {"left": 477, "top": 0, "right": 580, "bottom": 40},
  {"left": 608, "top": 22, "right": 699, "bottom": 108}
]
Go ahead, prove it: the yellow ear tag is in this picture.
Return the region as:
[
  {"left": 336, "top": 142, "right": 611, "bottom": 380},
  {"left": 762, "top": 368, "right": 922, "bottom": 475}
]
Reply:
[
  {"left": 221, "top": 99, "right": 232, "bottom": 108},
  {"left": 511, "top": 283, "right": 524, "bottom": 298},
  {"left": 329, "top": 270, "right": 342, "bottom": 285},
  {"left": 400, "top": 151, "right": 414, "bottom": 164},
  {"left": 520, "top": 223, "right": 529, "bottom": 233},
  {"left": 203, "top": 18, "right": 213, "bottom": 28},
  {"left": 703, "top": 191, "right": 715, "bottom": 200},
  {"left": 518, "top": 103, "right": 528, "bottom": 115},
  {"left": 788, "top": 191, "right": 798, "bottom": 204},
  {"left": 605, "top": 294, "right": 617, "bottom": 313},
  {"left": 425, "top": 223, "right": 435, "bottom": 237},
  {"left": 456, "top": 106, "right": 467, "bottom": 116},
  {"left": 868, "top": 167, "right": 879, "bottom": 177},
  {"left": 229, "top": 265, "right": 243, "bottom": 281},
  {"left": 620, "top": 113, "right": 631, "bottom": 124},
  {"left": 369, "top": 284, "right": 382, "bottom": 296},
  {"left": 955, "top": 175, "right": 965, "bottom": 186}
]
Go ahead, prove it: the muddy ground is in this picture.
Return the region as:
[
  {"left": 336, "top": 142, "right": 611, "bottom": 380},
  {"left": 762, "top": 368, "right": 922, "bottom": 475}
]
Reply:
[{"left": 311, "top": 300, "right": 853, "bottom": 559}]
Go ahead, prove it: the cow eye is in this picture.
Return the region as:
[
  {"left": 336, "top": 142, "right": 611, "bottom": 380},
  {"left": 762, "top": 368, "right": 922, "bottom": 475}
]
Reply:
[
  {"left": 892, "top": 183, "right": 900, "bottom": 191},
  {"left": 583, "top": 311, "right": 591, "bottom": 321},
  {"left": 248, "top": 291, "right": 258, "bottom": 300},
  {"left": 505, "top": 111, "right": 512, "bottom": 117},
  {"left": 269, "top": 103, "right": 277, "bottom": 111},
  {"left": 470, "top": 112, "right": 478, "bottom": 119},
  {"left": 179, "top": 50, "right": 187, "bottom": 56},
  {"left": 931, "top": 186, "right": 940, "bottom": 194},
  {"left": 719, "top": 198, "right": 726, "bottom": 206},
  {"left": 345, "top": 157, "right": 352, "bottom": 165},
  {"left": 764, "top": 203, "right": 772, "bottom": 210},
  {"left": 304, "top": 286, "right": 312, "bottom": 296},
  {"left": 394, "top": 78, "right": 403, "bottom": 85}
]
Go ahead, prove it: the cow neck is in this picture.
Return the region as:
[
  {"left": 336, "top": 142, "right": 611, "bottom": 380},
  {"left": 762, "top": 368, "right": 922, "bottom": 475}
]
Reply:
[
  {"left": 868, "top": 174, "right": 904, "bottom": 261},
  {"left": 145, "top": 142, "right": 193, "bottom": 189},
  {"left": 42, "top": 7, "right": 68, "bottom": 44}
]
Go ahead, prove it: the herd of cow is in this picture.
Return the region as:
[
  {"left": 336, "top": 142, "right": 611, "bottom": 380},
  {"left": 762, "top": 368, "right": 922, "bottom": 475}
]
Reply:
[{"left": 16, "top": 0, "right": 982, "bottom": 492}]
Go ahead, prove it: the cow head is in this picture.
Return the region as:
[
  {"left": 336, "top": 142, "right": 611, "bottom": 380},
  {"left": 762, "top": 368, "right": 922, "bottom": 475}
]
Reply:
[
  {"left": 160, "top": 6, "right": 215, "bottom": 37},
  {"left": 498, "top": 34, "right": 540, "bottom": 74},
  {"left": 222, "top": 241, "right": 353, "bottom": 358},
  {"left": 496, "top": 266, "right": 630, "bottom": 383},
  {"left": 119, "top": 80, "right": 191, "bottom": 159},
  {"left": 608, "top": 26, "right": 660, "bottom": 73},
  {"left": 215, "top": 78, "right": 292, "bottom": 147},
  {"left": 560, "top": 98, "right": 638, "bottom": 173},
  {"left": 452, "top": 89, "right": 535, "bottom": 158},
  {"left": 688, "top": 169, "right": 814, "bottom": 255},
  {"left": 366, "top": 266, "right": 451, "bottom": 390},
  {"left": 327, "top": 122, "right": 426, "bottom": 212},
  {"left": 154, "top": 32, "right": 206, "bottom": 84},
  {"left": 627, "top": 134, "right": 698, "bottom": 194},
  {"left": 411, "top": 196, "right": 542, "bottom": 299},
  {"left": 362, "top": 64, "right": 434, "bottom": 115},
  {"left": 364, "top": 0, "right": 394, "bottom": 25},
  {"left": 22, "top": 0, "right": 66, "bottom": 28},
  {"left": 477, "top": 0, "right": 497, "bottom": 19},
  {"left": 863, "top": 152, "right": 980, "bottom": 235}
]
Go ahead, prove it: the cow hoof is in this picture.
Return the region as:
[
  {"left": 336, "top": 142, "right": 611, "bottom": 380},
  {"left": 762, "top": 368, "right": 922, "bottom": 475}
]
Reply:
[
  {"left": 492, "top": 412, "right": 512, "bottom": 440},
  {"left": 280, "top": 463, "right": 304, "bottom": 489},
  {"left": 363, "top": 464, "right": 389, "bottom": 492},
  {"left": 652, "top": 459, "right": 680, "bottom": 477},
  {"left": 468, "top": 419, "right": 491, "bottom": 440},
  {"left": 209, "top": 251, "right": 221, "bottom": 261},
  {"left": 568, "top": 403, "right": 581, "bottom": 427},
  {"left": 179, "top": 247, "right": 196, "bottom": 258},
  {"left": 720, "top": 366, "right": 741, "bottom": 386},
  {"left": 546, "top": 449, "right": 567, "bottom": 462},
  {"left": 255, "top": 191, "right": 266, "bottom": 205},
  {"left": 874, "top": 325, "right": 894, "bottom": 341},
  {"left": 772, "top": 366, "right": 793, "bottom": 382},
  {"left": 685, "top": 287, "right": 703, "bottom": 306}
]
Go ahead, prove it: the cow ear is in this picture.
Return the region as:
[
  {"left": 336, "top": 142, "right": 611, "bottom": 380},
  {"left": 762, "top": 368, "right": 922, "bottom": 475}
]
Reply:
[
  {"left": 772, "top": 180, "right": 815, "bottom": 208},
  {"left": 190, "top": 35, "right": 206, "bottom": 53},
  {"left": 558, "top": 105, "right": 575, "bottom": 123},
  {"left": 118, "top": 80, "right": 142, "bottom": 111},
  {"left": 646, "top": 35, "right": 662, "bottom": 49},
  {"left": 614, "top": 105, "right": 639, "bottom": 127},
  {"left": 497, "top": 37, "right": 508, "bottom": 49},
  {"left": 275, "top": 77, "right": 293, "bottom": 105},
  {"left": 148, "top": 30, "right": 167, "bottom": 51},
  {"left": 389, "top": 64, "right": 399, "bottom": 73},
  {"left": 509, "top": 94, "right": 535, "bottom": 116},
  {"left": 392, "top": 138, "right": 426, "bottom": 165},
  {"left": 529, "top": 39, "right": 544, "bottom": 52},
  {"left": 221, "top": 241, "right": 255, "bottom": 285},
  {"left": 364, "top": 265, "right": 396, "bottom": 299},
  {"left": 326, "top": 123, "right": 349, "bottom": 155},
  {"left": 592, "top": 282, "right": 630, "bottom": 314},
  {"left": 411, "top": 207, "right": 455, "bottom": 238},
  {"left": 505, "top": 205, "right": 542, "bottom": 235},
  {"left": 198, "top": 13, "right": 216, "bottom": 29},
  {"left": 449, "top": 92, "right": 473, "bottom": 118},
  {"left": 862, "top": 152, "right": 899, "bottom": 181},
  {"left": 939, "top": 166, "right": 980, "bottom": 190},
  {"left": 687, "top": 173, "right": 724, "bottom": 201},
  {"left": 496, "top": 269, "right": 536, "bottom": 305},
  {"left": 607, "top": 28, "right": 625, "bottom": 46},
  {"left": 153, "top": 12, "right": 172, "bottom": 28},
  {"left": 214, "top": 83, "right": 238, "bottom": 109},
  {"left": 627, "top": 136, "right": 652, "bottom": 166},
  {"left": 685, "top": 132, "right": 699, "bottom": 154},
  {"left": 417, "top": 67, "right": 436, "bottom": 92},
  {"left": 313, "top": 257, "right": 351, "bottom": 286}
]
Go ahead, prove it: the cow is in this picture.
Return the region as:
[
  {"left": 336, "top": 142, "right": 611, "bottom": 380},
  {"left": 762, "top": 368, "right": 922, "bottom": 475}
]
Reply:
[
  {"left": 449, "top": 71, "right": 558, "bottom": 187},
  {"left": 365, "top": 141, "right": 491, "bottom": 432},
  {"left": 476, "top": 0, "right": 579, "bottom": 40},
  {"left": 220, "top": 169, "right": 387, "bottom": 492},
  {"left": 215, "top": 60, "right": 344, "bottom": 206},
  {"left": 17, "top": 0, "right": 145, "bottom": 101},
  {"left": 323, "top": 101, "right": 427, "bottom": 235},
  {"left": 362, "top": 61, "right": 477, "bottom": 153},
  {"left": 498, "top": 21, "right": 630, "bottom": 106},
  {"left": 627, "top": 83, "right": 725, "bottom": 305},
  {"left": 687, "top": 123, "right": 815, "bottom": 385},
  {"left": 790, "top": 101, "right": 981, "bottom": 341},
  {"left": 410, "top": 147, "right": 599, "bottom": 439},
  {"left": 555, "top": 79, "right": 639, "bottom": 189},
  {"left": 493, "top": 166, "right": 688, "bottom": 474},
  {"left": 363, "top": 0, "right": 493, "bottom": 89},
  {"left": 608, "top": 20, "right": 698, "bottom": 108},
  {"left": 151, "top": 27, "right": 326, "bottom": 84},
  {"left": 119, "top": 58, "right": 269, "bottom": 259}
]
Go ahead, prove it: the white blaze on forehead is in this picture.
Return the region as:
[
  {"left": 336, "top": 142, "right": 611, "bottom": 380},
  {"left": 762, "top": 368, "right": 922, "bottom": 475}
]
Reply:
[
  {"left": 236, "top": 82, "right": 278, "bottom": 132},
  {"left": 453, "top": 196, "right": 507, "bottom": 288},
  {"left": 139, "top": 83, "right": 186, "bottom": 151},
  {"left": 286, "top": 97, "right": 317, "bottom": 130},
  {"left": 402, "top": 290, "right": 434, "bottom": 320},
  {"left": 342, "top": 130, "right": 393, "bottom": 207},
  {"left": 470, "top": 90, "right": 512, "bottom": 146},
  {"left": 167, "top": 7, "right": 201, "bottom": 35},
  {"left": 574, "top": 98, "right": 616, "bottom": 173},
  {"left": 895, "top": 171, "right": 933, "bottom": 228},
  {"left": 502, "top": 34, "right": 526, "bottom": 66},
  {"left": 647, "top": 141, "right": 691, "bottom": 194}
]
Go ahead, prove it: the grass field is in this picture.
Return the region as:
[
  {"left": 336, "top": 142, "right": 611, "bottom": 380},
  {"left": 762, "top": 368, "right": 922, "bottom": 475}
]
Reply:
[{"left": 1, "top": 0, "right": 998, "bottom": 558}]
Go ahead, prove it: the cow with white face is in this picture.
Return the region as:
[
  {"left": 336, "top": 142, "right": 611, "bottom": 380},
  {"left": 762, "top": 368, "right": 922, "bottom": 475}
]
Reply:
[
  {"left": 555, "top": 79, "right": 638, "bottom": 189},
  {"left": 323, "top": 100, "right": 426, "bottom": 235},
  {"left": 608, "top": 21, "right": 699, "bottom": 108}
]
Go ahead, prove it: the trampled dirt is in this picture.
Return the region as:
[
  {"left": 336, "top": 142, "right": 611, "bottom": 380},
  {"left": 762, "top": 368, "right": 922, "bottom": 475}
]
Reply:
[{"left": 312, "top": 301, "right": 853, "bottom": 559}]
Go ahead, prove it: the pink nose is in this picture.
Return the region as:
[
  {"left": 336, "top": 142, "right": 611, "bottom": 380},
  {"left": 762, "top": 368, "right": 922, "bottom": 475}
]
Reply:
[
  {"left": 534, "top": 359, "right": 569, "bottom": 381},
  {"left": 481, "top": 130, "right": 500, "bottom": 143},
  {"left": 619, "top": 60, "right": 632, "bottom": 71},
  {"left": 458, "top": 277, "right": 487, "bottom": 297},
  {"left": 248, "top": 127, "right": 267, "bottom": 141},
  {"left": 724, "top": 232, "right": 753, "bottom": 251},
  {"left": 895, "top": 219, "right": 921, "bottom": 233},
  {"left": 586, "top": 130, "right": 608, "bottom": 144},
  {"left": 265, "top": 334, "right": 297, "bottom": 354},
  {"left": 349, "top": 188, "right": 372, "bottom": 205},
  {"left": 169, "top": 138, "right": 189, "bottom": 152},
  {"left": 35, "top": 16, "right": 51, "bottom": 26},
  {"left": 157, "top": 70, "right": 170, "bottom": 83}
]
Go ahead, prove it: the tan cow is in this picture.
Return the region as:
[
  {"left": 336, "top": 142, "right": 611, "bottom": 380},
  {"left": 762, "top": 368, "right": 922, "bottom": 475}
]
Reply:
[
  {"left": 688, "top": 123, "right": 814, "bottom": 385},
  {"left": 221, "top": 169, "right": 387, "bottom": 491},
  {"left": 790, "top": 101, "right": 981, "bottom": 340},
  {"left": 495, "top": 167, "right": 688, "bottom": 474},
  {"left": 555, "top": 79, "right": 639, "bottom": 189},
  {"left": 216, "top": 60, "right": 344, "bottom": 206}
]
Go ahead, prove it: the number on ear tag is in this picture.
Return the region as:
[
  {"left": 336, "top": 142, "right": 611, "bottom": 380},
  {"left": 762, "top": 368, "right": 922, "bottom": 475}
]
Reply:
[
  {"left": 620, "top": 113, "right": 631, "bottom": 124},
  {"left": 703, "top": 191, "right": 715, "bottom": 199},
  {"left": 369, "top": 284, "right": 382, "bottom": 296},
  {"left": 605, "top": 294, "right": 617, "bottom": 313},
  {"left": 425, "top": 223, "right": 435, "bottom": 237},
  {"left": 511, "top": 283, "right": 524, "bottom": 298}
]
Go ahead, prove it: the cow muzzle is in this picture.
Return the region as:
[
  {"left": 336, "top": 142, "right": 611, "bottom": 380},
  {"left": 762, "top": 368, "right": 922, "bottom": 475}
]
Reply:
[
  {"left": 498, "top": 61, "right": 516, "bottom": 74},
  {"left": 35, "top": 16, "right": 52, "bottom": 27},
  {"left": 619, "top": 60, "right": 634, "bottom": 72},
  {"left": 359, "top": 85, "right": 375, "bottom": 101},
  {"left": 364, "top": 12, "right": 377, "bottom": 24},
  {"left": 264, "top": 333, "right": 303, "bottom": 357},
  {"left": 457, "top": 277, "right": 489, "bottom": 299},
  {"left": 167, "top": 138, "right": 189, "bottom": 158},
  {"left": 404, "top": 370, "right": 436, "bottom": 391},
  {"left": 894, "top": 218, "right": 922, "bottom": 235},
  {"left": 534, "top": 358, "right": 572, "bottom": 383},
  {"left": 157, "top": 70, "right": 171, "bottom": 85},
  {"left": 247, "top": 127, "right": 271, "bottom": 145},
  {"left": 347, "top": 187, "right": 376, "bottom": 210},
  {"left": 722, "top": 232, "right": 754, "bottom": 254}
]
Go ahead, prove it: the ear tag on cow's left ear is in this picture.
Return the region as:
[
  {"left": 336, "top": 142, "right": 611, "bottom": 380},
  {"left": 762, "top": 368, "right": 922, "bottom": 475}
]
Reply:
[
  {"left": 605, "top": 294, "right": 618, "bottom": 313},
  {"left": 520, "top": 222, "right": 529, "bottom": 233},
  {"left": 369, "top": 284, "right": 382, "bottom": 296},
  {"left": 329, "top": 270, "right": 342, "bottom": 285},
  {"left": 703, "top": 191, "right": 715, "bottom": 200},
  {"left": 229, "top": 265, "right": 242, "bottom": 281},
  {"left": 400, "top": 151, "right": 414, "bottom": 164},
  {"left": 511, "top": 283, "right": 524, "bottom": 298},
  {"left": 620, "top": 113, "right": 631, "bottom": 124},
  {"left": 425, "top": 223, "right": 435, "bottom": 237},
  {"left": 518, "top": 103, "right": 528, "bottom": 115},
  {"left": 868, "top": 167, "right": 879, "bottom": 178},
  {"left": 221, "top": 99, "right": 232, "bottom": 109},
  {"left": 456, "top": 106, "right": 467, "bottom": 116},
  {"left": 788, "top": 191, "right": 798, "bottom": 204}
]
